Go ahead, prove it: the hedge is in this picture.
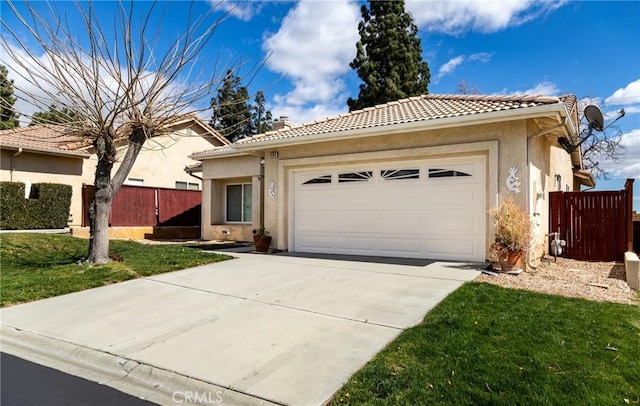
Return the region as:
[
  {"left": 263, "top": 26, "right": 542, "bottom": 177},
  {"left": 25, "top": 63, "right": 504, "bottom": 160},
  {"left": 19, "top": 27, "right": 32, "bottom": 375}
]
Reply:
[{"left": 0, "top": 182, "right": 73, "bottom": 230}]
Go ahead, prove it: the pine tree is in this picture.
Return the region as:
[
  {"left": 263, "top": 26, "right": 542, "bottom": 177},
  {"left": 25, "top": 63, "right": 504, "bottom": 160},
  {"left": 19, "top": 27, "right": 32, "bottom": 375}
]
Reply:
[
  {"left": 253, "top": 91, "right": 273, "bottom": 134},
  {"left": 210, "top": 71, "right": 273, "bottom": 141},
  {"left": 0, "top": 65, "right": 20, "bottom": 129},
  {"left": 347, "top": 0, "right": 430, "bottom": 111},
  {"left": 30, "top": 104, "right": 80, "bottom": 126},
  {"left": 210, "top": 70, "right": 253, "bottom": 142}
]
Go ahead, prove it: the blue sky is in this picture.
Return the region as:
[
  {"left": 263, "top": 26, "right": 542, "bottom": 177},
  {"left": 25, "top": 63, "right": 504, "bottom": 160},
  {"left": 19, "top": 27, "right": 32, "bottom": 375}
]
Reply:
[{"left": 2, "top": 0, "right": 639, "bottom": 207}]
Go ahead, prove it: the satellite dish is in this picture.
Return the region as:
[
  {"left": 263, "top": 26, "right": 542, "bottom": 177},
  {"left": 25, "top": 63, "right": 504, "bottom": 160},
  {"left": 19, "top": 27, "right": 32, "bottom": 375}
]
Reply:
[
  {"left": 584, "top": 105, "right": 604, "bottom": 132},
  {"left": 558, "top": 105, "right": 605, "bottom": 155}
]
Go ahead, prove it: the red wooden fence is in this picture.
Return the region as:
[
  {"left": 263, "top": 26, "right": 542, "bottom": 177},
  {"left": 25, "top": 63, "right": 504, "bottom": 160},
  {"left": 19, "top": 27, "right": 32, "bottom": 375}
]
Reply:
[
  {"left": 109, "top": 186, "right": 157, "bottom": 226},
  {"left": 157, "top": 189, "right": 201, "bottom": 224},
  {"left": 82, "top": 185, "right": 201, "bottom": 227},
  {"left": 549, "top": 180, "right": 633, "bottom": 261}
]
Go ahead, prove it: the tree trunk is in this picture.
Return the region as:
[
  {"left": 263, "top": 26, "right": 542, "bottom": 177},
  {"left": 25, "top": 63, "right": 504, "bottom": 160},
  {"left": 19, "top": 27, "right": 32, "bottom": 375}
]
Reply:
[
  {"left": 86, "top": 128, "right": 147, "bottom": 264},
  {"left": 87, "top": 137, "right": 116, "bottom": 264},
  {"left": 87, "top": 187, "right": 112, "bottom": 264}
]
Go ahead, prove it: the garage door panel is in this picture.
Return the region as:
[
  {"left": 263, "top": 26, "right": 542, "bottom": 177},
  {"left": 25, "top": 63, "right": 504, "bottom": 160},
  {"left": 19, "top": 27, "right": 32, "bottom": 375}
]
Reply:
[
  {"left": 426, "top": 238, "right": 479, "bottom": 260},
  {"left": 335, "top": 235, "right": 376, "bottom": 253},
  {"left": 296, "top": 212, "right": 375, "bottom": 232},
  {"left": 293, "top": 157, "right": 485, "bottom": 261},
  {"left": 378, "top": 212, "right": 423, "bottom": 232},
  {"left": 296, "top": 234, "right": 335, "bottom": 251},
  {"left": 378, "top": 237, "right": 423, "bottom": 255},
  {"left": 426, "top": 190, "right": 478, "bottom": 208},
  {"left": 426, "top": 212, "right": 479, "bottom": 234},
  {"left": 377, "top": 190, "right": 423, "bottom": 210},
  {"left": 295, "top": 190, "right": 338, "bottom": 209}
]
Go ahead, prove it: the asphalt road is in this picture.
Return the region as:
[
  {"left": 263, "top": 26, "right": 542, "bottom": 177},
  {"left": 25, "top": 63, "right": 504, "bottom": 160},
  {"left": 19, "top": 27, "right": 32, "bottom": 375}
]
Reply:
[{"left": 1, "top": 352, "right": 156, "bottom": 406}]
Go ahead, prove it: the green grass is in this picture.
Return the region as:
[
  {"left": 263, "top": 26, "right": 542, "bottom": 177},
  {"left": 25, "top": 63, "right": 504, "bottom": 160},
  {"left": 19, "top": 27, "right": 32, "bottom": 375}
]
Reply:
[
  {"left": 333, "top": 283, "right": 640, "bottom": 406},
  {"left": 0, "top": 233, "right": 232, "bottom": 307}
]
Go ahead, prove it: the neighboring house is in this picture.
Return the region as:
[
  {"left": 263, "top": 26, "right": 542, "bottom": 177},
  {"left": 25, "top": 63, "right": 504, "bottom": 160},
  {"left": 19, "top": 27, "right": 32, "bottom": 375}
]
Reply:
[
  {"left": 192, "top": 94, "right": 595, "bottom": 264},
  {"left": 0, "top": 115, "right": 228, "bottom": 227}
]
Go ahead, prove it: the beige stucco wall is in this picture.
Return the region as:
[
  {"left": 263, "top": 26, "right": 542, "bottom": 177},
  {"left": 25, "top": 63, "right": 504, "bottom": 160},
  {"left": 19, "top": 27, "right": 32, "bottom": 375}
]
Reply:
[
  {"left": 1, "top": 149, "right": 85, "bottom": 226},
  {"left": 527, "top": 131, "right": 575, "bottom": 262},
  {"left": 82, "top": 130, "right": 215, "bottom": 190},
  {"left": 201, "top": 117, "right": 576, "bottom": 259},
  {"left": 200, "top": 155, "right": 262, "bottom": 241}
]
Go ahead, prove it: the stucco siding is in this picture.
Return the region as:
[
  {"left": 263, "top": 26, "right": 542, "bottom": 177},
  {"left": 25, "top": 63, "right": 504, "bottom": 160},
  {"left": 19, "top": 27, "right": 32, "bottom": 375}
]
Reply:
[
  {"left": 202, "top": 155, "right": 261, "bottom": 179},
  {"left": 82, "top": 133, "right": 213, "bottom": 190},
  {"left": 1, "top": 150, "right": 84, "bottom": 226}
]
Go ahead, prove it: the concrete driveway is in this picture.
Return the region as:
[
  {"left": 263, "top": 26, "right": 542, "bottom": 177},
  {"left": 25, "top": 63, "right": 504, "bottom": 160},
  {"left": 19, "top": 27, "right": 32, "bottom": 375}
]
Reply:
[{"left": 0, "top": 253, "right": 479, "bottom": 405}]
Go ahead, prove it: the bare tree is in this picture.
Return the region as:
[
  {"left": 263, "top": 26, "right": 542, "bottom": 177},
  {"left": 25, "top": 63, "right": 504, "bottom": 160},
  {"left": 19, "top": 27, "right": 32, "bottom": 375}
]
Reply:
[
  {"left": 456, "top": 79, "right": 480, "bottom": 95},
  {"left": 576, "top": 98, "right": 626, "bottom": 179},
  {"left": 1, "top": 1, "right": 236, "bottom": 263}
]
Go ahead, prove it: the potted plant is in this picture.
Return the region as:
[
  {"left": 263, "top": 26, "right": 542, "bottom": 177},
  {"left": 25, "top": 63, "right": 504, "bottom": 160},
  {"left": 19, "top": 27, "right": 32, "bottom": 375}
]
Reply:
[
  {"left": 252, "top": 228, "right": 272, "bottom": 253},
  {"left": 489, "top": 197, "right": 532, "bottom": 272}
]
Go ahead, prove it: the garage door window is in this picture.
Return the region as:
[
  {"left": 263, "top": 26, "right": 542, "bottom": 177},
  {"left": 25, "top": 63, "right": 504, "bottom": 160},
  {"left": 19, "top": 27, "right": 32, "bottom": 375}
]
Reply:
[
  {"left": 381, "top": 169, "right": 420, "bottom": 180},
  {"left": 428, "top": 168, "right": 471, "bottom": 178},
  {"left": 338, "top": 171, "right": 373, "bottom": 183},
  {"left": 226, "top": 184, "right": 252, "bottom": 223},
  {"left": 303, "top": 174, "right": 332, "bottom": 185}
]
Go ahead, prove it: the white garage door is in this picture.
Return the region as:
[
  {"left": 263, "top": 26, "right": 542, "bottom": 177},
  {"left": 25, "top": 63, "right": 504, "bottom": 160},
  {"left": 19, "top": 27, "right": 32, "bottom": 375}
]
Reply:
[{"left": 292, "top": 157, "right": 486, "bottom": 261}]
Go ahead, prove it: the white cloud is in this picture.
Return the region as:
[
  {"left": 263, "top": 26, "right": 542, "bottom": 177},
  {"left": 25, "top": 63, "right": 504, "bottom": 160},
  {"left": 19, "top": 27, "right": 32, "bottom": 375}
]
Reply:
[
  {"left": 605, "top": 79, "right": 640, "bottom": 106},
  {"left": 509, "top": 81, "right": 560, "bottom": 96},
  {"left": 436, "top": 56, "right": 465, "bottom": 81},
  {"left": 435, "top": 52, "right": 492, "bottom": 82},
  {"left": 262, "top": 0, "right": 359, "bottom": 121},
  {"left": 598, "top": 129, "right": 640, "bottom": 179},
  {"left": 407, "top": 0, "right": 564, "bottom": 34},
  {"left": 212, "top": 0, "right": 263, "bottom": 21}
]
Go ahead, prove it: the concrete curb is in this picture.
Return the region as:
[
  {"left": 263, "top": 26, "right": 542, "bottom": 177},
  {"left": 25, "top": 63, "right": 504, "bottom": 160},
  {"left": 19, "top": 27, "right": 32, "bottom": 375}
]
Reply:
[{"left": 0, "top": 325, "right": 281, "bottom": 406}]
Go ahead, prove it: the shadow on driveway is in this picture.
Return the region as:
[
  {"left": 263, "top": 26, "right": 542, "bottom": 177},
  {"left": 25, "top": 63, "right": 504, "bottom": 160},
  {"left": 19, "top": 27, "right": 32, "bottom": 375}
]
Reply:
[{"left": 273, "top": 251, "right": 437, "bottom": 267}]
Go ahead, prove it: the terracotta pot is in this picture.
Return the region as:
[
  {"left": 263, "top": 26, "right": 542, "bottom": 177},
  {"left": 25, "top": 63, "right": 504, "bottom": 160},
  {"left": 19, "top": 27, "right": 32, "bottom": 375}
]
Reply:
[
  {"left": 253, "top": 235, "right": 272, "bottom": 252},
  {"left": 498, "top": 250, "right": 524, "bottom": 272}
]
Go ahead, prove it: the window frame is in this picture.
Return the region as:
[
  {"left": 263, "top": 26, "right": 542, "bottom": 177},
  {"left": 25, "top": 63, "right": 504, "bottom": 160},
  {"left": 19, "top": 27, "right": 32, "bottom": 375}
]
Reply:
[
  {"left": 176, "top": 181, "right": 200, "bottom": 190},
  {"left": 225, "top": 183, "right": 252, "bottom": 223}
]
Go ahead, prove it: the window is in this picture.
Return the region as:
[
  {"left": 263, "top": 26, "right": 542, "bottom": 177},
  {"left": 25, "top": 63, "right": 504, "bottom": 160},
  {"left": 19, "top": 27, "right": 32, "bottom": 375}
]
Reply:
[
  {"left": 428, "top": 168, "right": 471, "bottom": 178},
  {"left": 176, "top": 181, "right": 199, "bottom": 190},
  {"left": 126, "top": 178, "right": 144, "bottom": 186},
  {"left": 381, "top": 169, "right": 420, "bottom": 180},
  {"left": 338, "top": 171, "right": 373, "bottom": 183},
  {"left": 303, "top": 174, "right": 332, "bottom": 185},
  {"left": 226, "top": 184, "right": 252, "bottom": 223}
]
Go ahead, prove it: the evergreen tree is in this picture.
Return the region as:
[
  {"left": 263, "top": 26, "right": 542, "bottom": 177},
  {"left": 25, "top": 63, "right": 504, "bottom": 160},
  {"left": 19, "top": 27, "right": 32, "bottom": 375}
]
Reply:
[
  {"left": 0, "top": 65, "right": 20, "bottom": 129},
  {"left": 210, "top": 70, "right": 253, "bottom": 142},
  {"left": 253, "top": 91, "right": 273, "bottom": 134},
  {"left": 347, "top": 0, "right": 430, "bottom": 111},
  {"left": 210, "top": 71, "right": 273, "bottom": 141},
  {"left": 30, "top": 104, "right": 80, "bottom": 126}
]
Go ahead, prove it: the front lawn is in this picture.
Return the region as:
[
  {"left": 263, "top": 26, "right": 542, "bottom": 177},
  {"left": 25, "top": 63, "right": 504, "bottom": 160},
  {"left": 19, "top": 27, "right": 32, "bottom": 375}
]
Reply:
[
  {"left": 0, "top": 233, "right": 232, "bottom": 307},
  {"left": 333, "top": 283, "right": 640, "bottom": 405}
]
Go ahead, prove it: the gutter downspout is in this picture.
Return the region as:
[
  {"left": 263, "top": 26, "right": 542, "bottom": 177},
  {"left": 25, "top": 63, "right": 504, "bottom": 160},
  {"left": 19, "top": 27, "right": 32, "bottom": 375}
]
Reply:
[
  {"left": 187, "top": 172, "right": 202, "bottom": 181},
  {"left": 526, "top": 116, "right": 568, "bottom": 270},
  {"left": 10, "top": 147, "right": 23, "bottom": 181}
]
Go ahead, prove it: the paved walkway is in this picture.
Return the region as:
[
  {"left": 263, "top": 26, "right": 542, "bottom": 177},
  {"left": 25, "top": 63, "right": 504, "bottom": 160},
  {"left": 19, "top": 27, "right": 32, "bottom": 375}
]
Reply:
[{"left": 0, "top": 253, "right": 479, "bottom": 405}]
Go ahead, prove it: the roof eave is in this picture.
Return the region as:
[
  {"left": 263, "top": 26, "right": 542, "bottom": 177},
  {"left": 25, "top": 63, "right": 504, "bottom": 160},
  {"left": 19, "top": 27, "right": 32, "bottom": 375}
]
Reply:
[
  {"left": 189, "top": 148, "right": 250, "bottom": 160},
  {"left": 573, "top": 169, "right": 596, "bottom": 188},
  {"left": 234, "top": 103, "right": 569, "bottom": 151},
  {"left": 0, "top": 143, "right": 91, "bottom": 158}
]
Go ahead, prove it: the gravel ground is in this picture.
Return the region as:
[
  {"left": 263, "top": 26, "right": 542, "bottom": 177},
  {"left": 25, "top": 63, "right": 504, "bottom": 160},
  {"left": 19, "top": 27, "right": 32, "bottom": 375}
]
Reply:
[{"left": 476, "top": 256, "right": 639, "bottom": 305}]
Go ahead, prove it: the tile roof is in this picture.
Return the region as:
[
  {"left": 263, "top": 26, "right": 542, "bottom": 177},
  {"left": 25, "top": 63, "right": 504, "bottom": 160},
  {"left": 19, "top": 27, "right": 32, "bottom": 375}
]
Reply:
[
  {"left": 0, "top": 113, "right": 230, "bottom": 158},
  {"left": 235, "top": 93, "right": 577, "bottom": 146},
  {"left": 0, "top": 124, "right": 92, "bottom": 157}
]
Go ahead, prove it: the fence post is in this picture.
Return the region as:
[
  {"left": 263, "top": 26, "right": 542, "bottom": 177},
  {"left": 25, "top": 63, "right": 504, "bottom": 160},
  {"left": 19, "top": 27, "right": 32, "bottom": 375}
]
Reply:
[{"left": 625, "top": 179, "right": 635, "bottom": 252}]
